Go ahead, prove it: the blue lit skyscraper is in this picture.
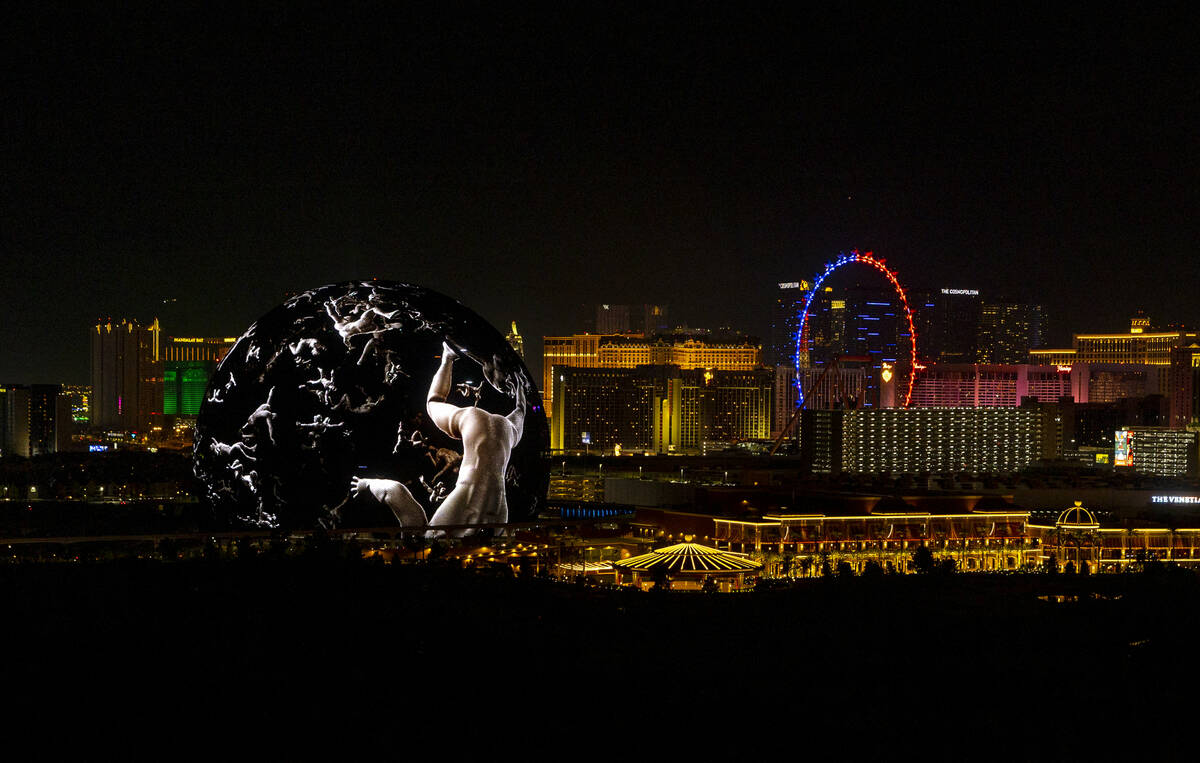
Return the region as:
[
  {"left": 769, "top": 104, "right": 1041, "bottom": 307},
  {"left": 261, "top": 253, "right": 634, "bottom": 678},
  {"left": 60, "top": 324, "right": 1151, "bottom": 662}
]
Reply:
[
  {"left": 806, "top": 282, "right": 904, "bottom": 408},
  {"left": 769, "top": 280, "right": 810, "bottom": 366}
]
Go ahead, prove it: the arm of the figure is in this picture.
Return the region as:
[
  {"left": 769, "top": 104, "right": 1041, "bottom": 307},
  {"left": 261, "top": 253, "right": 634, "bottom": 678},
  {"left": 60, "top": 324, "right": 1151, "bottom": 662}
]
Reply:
[
  {"left": 426, "top": 342, "right": 462, "bottom": 439},
  {"left": 351, "top": 477, "right": 427, "bottom": 527},
  {"left": 505, "top": 383, "right": 526, "bottom": 441}
]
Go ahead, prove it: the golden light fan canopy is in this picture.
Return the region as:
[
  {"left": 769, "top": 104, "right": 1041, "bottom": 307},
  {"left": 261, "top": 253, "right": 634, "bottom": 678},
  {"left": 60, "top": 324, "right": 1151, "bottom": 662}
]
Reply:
[{"left": 612, "top": 541, "right": 762, "bottom": 575}]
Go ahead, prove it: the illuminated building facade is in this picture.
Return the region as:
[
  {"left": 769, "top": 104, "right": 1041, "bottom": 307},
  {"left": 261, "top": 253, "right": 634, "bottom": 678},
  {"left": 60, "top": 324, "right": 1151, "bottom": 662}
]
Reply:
[
  {"left": 910, "top": 364, "right": 1072, "bottom": 408},
  {"left": 709, "top": 500, "right": 1200, "bottom": 576},
  {"left": 594, "top": 303, "right": 670, "bottom": 335},
  {"left": 713, "top": 509, "right": 1033, "bottom": 573},
  {"left": 595, "top": 304, "right": 631, "bottom": 333},
  {"left": 0, "top": 383, "right": 63, "bottom": 456},
  {"left": 1027, "top": 503, "right": 1200, "bottom": 573},
  {"left": 542, "top": 333, "right": 761, "bottom": 416},
  {"left": 799, "top": 408, "right": 843, "bottom": 473},
  {"left": 28, "top": 384, "right": 61, "bottom": 456},
  {"left": 591, "top": 335, "right": 760, "bottom": 370},
  {"left": 505, "top": 321, "right": 524, "bottom": 360},
  {"left": 1029, "top": 348, "right": 1076, "bottom": 366},
  {"left": 977, "top": 300, "right": 1045, "bottom": 364},
  {"left": 924, "top": 361, "right": 1170, "bottom": 407},
  {"left": 0, "top": 386, "right": 30, "bottom": 457},
  {"left": 1169, "top": 342, "right": 1200, "bottom": 429},
  {"left": 60, "top": 385, "right": 91, "bottom": 427},
  {"left": 1072, "top": 332, "right": 1184, "bottom": 365},
  {"left": 1061, "top": 396, "right": 1166, "bottom": 453},
  {"left": 548, "top": 473, "right": 604, "bottom": 502},
  {"left": 640, "top": 304, "right": 670, "bottom": 334},
  {"left": 845, "top": 407, "right": 1041, "bottom": 474},
  {"left": 1031, "top": 319, "right": 1196, "bottom": 373},
  {"left": 699, "top": 369, "right": 774, "bottom": 448},
  {"left": 90, "top": 318, "right": 162, "bottom": 432},
  {"left": 551, "top": 365, "right": 659, "bottom": 453},
  {"left": 162, "top": 336, "right": 236, "bottom": 418},
  {"left": 1114, "top": 427, "right": 1199, "bottom": 477},
  {"left": 801, "top": 407, "right": 1042, "bottom": 474},
  {"left": 773, "top": 365, "right": 866, "bottom": 436},
  {"left": 1080, "top": 363, "right": 1161, "bottom": 402},
  {"left": 543, "top": 333, "right": 631, "bottom": 414},
  {"left": 769, "top": 280, "right": 811, "bottom": 365},
  {"left": 50, "top": 384, "right": 91, "bottom": 448},
  {"left": 550, "top": 365, "right": 773, "bottom": 454}
]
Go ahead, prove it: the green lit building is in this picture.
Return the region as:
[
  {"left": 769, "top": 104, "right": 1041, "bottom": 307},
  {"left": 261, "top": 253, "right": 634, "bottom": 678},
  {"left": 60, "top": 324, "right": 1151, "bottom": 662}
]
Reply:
[{"left": 163, "top": 337, "right": 237, "bottom": 417}]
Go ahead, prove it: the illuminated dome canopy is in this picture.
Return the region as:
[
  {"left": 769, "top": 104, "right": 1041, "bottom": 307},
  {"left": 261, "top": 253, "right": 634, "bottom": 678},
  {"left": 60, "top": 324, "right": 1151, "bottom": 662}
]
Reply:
[
  {"left": 612, "top": 542, "right": 762, "bottom": 575},
  {"left": 1055, "top": 501, "right": 1100, "bottom": 530}
]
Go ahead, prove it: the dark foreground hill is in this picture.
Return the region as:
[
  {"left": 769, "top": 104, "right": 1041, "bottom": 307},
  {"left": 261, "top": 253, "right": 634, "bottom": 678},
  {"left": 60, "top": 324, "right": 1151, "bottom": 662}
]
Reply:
[{"left": 2, "top": 559, "right": 1193, "bottom": 754}]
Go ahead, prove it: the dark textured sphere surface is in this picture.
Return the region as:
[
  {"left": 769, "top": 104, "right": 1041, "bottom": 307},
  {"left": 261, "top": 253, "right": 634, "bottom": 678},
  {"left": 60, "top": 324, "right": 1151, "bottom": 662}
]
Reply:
[{"left": 193, "top": 282, "right": 547, "bottom": 530}]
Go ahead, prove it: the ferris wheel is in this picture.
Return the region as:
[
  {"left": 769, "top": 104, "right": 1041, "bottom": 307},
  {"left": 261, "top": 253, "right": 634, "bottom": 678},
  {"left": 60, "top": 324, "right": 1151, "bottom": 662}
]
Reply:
[{"left": 792, "top": 250, "right": 920, "bottom": 408}]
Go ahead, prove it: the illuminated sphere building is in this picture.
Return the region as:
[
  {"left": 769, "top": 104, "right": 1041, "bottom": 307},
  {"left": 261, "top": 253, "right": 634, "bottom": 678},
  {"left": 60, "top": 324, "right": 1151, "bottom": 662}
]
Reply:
[{"left": 194, "top": 282, "right": 548, "bottom": 530}]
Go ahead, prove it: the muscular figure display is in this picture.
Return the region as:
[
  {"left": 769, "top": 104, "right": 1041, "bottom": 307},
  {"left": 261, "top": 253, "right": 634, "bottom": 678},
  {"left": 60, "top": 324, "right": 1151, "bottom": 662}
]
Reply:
[
  {"left": 349, "top": 342, "right": 525, "bottom": 533},
  {"left": 425, "top": 342, "right": 525, "bottom": 527}
]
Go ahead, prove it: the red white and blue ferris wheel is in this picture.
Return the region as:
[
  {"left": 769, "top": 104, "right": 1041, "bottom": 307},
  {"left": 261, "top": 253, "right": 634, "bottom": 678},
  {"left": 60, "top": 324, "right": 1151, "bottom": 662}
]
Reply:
[{"left": 793, "top": 250, "right": 920, "bottom": 408}]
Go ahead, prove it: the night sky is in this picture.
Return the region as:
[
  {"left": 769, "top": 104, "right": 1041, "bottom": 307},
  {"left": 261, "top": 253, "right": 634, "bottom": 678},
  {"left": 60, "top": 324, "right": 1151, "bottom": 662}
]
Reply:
[{"left": 4, "top": 6, "right": 1197, "bottom": 384}]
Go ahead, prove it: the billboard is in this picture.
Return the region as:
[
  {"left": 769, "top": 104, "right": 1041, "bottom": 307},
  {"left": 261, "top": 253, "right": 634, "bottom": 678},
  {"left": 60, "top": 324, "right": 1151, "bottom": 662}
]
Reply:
[
  {"left": 1114, "top": 429, "right": 1133, "bottom": 467},
  {"left": 194, "top": 282, "right": 548, "bottom": 533}
]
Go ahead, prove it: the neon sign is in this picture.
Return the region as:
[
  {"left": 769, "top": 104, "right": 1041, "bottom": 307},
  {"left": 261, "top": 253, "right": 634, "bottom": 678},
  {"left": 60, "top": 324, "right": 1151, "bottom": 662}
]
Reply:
[
  {"left": 173, "top": 337, "right": 238, "bottom": 343},
  {"left": 940, "top": 288, "right": 979, "bottom": 296}
]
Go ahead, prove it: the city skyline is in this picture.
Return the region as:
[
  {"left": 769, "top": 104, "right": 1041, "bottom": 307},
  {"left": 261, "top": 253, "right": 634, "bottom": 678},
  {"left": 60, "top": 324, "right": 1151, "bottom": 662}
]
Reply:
[
  {"left": 5, "top": 264, "right": 1192, "bottom": 389},
  {"left": 4, "top": 7, "right": 1197, "bottom": 384}
]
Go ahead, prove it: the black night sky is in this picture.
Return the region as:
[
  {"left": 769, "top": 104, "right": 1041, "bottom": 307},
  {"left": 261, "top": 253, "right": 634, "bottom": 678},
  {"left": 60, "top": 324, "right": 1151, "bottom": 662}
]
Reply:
[{"left": 3, "top": 6, "right": 1197, "bottom": 384}]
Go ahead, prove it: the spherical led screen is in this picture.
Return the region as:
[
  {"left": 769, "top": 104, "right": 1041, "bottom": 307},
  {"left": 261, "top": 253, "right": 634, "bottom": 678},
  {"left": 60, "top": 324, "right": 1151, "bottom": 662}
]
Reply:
[{"left": 193, "top": 282, "right": 548, "bottom": 533}]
